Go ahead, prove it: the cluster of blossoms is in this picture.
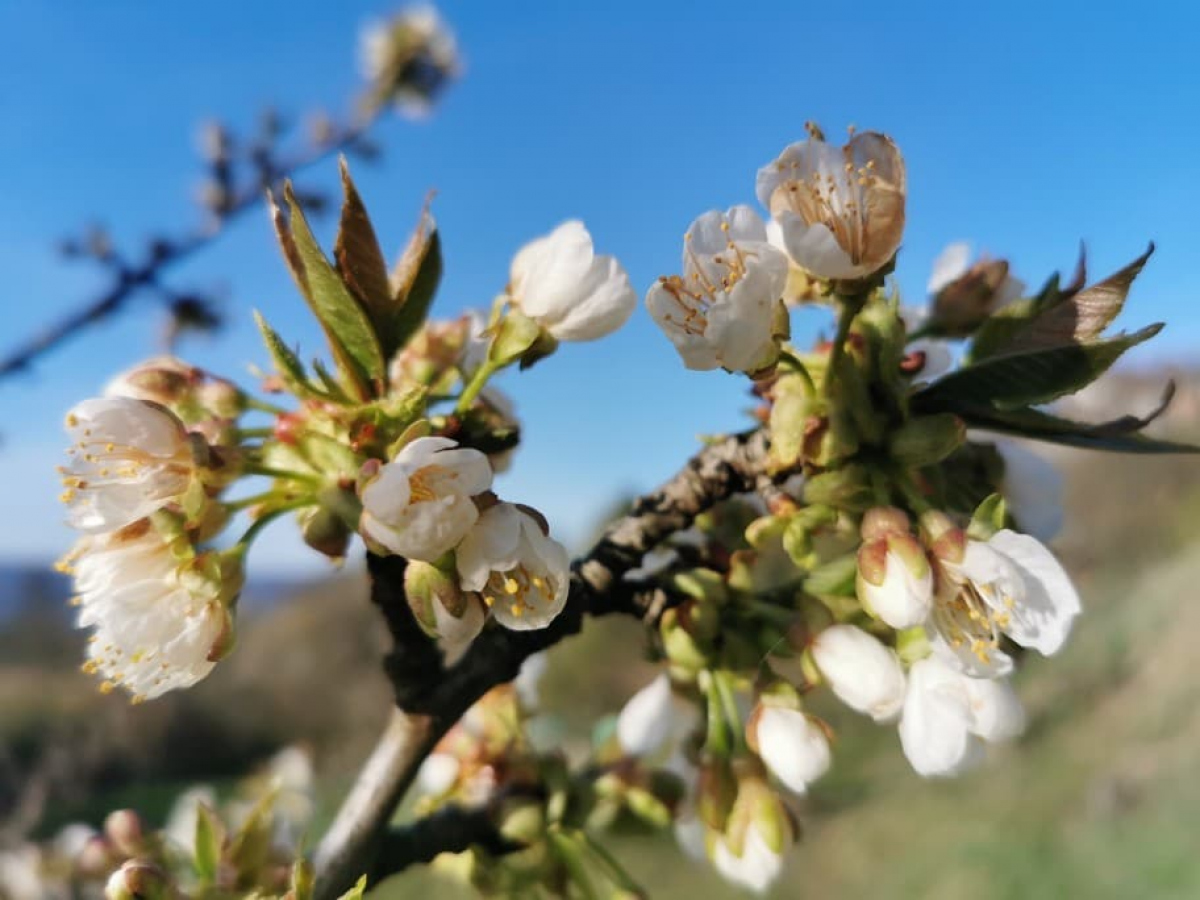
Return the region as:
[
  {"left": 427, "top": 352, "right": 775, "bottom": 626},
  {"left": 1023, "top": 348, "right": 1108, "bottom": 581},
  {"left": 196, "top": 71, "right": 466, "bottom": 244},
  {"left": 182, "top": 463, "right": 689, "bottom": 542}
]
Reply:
[
  {"left": 55, "top": 104, "right": 1181, "bottom": 897},
  {"left": 359, "top": 5, "right": 462, "bottom": 118},
  {"left": 57, "top": 161, "right": 636, "bottom": 701}
]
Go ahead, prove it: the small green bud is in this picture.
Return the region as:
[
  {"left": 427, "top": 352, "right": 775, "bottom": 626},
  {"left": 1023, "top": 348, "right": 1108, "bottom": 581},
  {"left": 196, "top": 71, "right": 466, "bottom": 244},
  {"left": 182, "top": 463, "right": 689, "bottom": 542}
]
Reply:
[
  {"left": 299, "top": 505, "right": 353, "bottom": 559},
  {"left": 888, "top": 414, "right": 966, "bottom": 467},
  {"left": 106, "top": 861, "right": 171, "bottom": 900},
  {"left": 803, "top": 465, "right": 872, "bottom": 512}
]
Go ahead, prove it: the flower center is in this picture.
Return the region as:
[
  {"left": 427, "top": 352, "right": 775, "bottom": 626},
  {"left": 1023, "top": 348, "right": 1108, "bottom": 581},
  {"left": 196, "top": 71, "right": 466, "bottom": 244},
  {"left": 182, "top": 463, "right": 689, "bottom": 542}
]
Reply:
[
  {"left": 407, "top": 466, "right": 444, "bottom": 503},
  {"left": 480, "top": 564, "right": 556, "bottom": 619},
  {"left": 933, "top": 576, "right": 1015, "bottom": 666},
  {"left": 657, "top": 220, "right": 758, "bottom": 337},
  {"left": 59, "top": 430, "right": 191, "bottom": 506},
  {"left": 776, "top": 158, "right": 880, "bottom": 265}
]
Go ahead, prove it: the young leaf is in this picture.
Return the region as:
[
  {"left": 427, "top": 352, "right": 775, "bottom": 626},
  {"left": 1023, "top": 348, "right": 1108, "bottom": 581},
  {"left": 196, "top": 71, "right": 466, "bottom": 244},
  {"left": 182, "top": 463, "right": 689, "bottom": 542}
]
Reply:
[
  {"left": 253, "top": 311, "right": 321, "bottom": 399},
  {"left": 386, "top": 199, "right": 444, "bottom": 353},
  {"left": 193, "top": 803, "right": 223, "bottom": 884},
  {"left": 334, "top": 158, "right": 393, "bottom": 326},
  {"left": 996, "top": 244, "right": 1154, "bottom": 354},
  {"left": 967, "top": 494, "right": 1007, "bottom": 541},
  {"left": 949, "top": 384, "right": 1200, "bottom": 453},
  {"left": 272, "top": 185, "right": 385, "bottom": 400},
  {"left": 915, "top": 323, "right": 1162, "bottom": 413}
]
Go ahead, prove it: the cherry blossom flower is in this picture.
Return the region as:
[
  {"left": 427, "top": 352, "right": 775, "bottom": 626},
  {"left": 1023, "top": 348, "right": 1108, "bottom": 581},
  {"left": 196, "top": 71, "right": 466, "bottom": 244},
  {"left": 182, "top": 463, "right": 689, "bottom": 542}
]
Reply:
[
  {"left": 811, "top": 624, "right": 907, "bottom": 722},
  {"left": 646, "top": 206, "right": 789, "bottom": 373},
  {"left": 359, "top": 436, "right": 492, "bottom": 561},
  {"left": 456, "top": 502, "right": 570, "bottom": 630},
  {"left": 507, "top": 220, "right": 636, "bottom": 342},
  {"left": 757, "top": 131, "right": 905, "bottom": 281},
  {"left": 60, "top": 397, "right": 195, "bottom": 534}
]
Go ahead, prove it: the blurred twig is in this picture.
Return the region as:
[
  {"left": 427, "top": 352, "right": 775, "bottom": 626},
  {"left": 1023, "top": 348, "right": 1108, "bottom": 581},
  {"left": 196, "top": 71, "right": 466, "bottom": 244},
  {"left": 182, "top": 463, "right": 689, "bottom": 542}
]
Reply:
[{"left": 0, "top": 111, "right": 382, "bottom": 380}]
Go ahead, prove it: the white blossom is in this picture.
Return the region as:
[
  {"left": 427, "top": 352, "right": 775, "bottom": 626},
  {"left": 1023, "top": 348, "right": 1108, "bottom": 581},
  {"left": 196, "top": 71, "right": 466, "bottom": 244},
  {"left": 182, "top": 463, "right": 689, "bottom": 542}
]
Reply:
[
  {"left": 749, "top": 705, "right": 831, "bottom": 794},
  {"left": 508, "top": 220, "right": 636, "bottom": 342},
  {"left": 60, "top": 397, "right": 195, "bottom": 534},
  {"left": 712, "top": 824, "right": 784, "bottom": 895},
  {"left": 646, "top": 206, "right": 789, "bottom": 373},
  {"left": 360, "top": 436, "right": 493, "bottom": 561},
  {"left": 756, "top": 131, "right": 905, "bottom": 281},
  {"left": 811, "top": 624, "right": 906, "bottom": 722},
  {"left": 616, "top": 673, "right": 698, "bottom": 759},
  {"left": 899, "top": 656, "right": 1026, "bottom": 778},
  {"left": 456, "top": 502, "right": 570, "bottom": 630},
  {"left": 67, "top": 522, "right": 231, "bottom": 700},
  {"left": 931, "top": 529, "right": 1081, "bottom": 677}
]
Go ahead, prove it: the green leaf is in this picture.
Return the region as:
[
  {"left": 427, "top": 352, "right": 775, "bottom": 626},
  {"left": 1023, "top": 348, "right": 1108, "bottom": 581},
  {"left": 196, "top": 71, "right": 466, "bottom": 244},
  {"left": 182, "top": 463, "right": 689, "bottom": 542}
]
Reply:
[
  {"left": 228, "top": 791, "right": 275, "bottom": 886},
  {"left": 952, "top": 384, "right": 1200, "bottom": 454},
  {"left": 253, "top": 310, "right": 322, "bottom": 399},
  {"left": 915, "top": 324, "right": 1162, "bottom": 414},
  {"left": 334, "top": 158, "right": 393, "bottom": 330},
  {"left": 272, "top": 185, "right": 385, "bottom": 400},
  {"left": 193, "top": 803, "right": 223, "bottom": 884},
  {"left": 386, "top": 199, "right": 443, "bottom": 354}
]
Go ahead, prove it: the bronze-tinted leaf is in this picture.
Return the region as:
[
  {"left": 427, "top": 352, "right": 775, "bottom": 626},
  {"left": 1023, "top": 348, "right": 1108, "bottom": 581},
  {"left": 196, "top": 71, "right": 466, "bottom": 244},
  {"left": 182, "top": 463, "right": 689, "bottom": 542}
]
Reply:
[
  {"left": 1008, "top": 244, "right": 1154, "bottom": 351},
  {"left": 385, "top": 197, "right": 443, "bottom": 353},
  {"left": 334, "top": 158, "right": 392, "bottom": 324}
]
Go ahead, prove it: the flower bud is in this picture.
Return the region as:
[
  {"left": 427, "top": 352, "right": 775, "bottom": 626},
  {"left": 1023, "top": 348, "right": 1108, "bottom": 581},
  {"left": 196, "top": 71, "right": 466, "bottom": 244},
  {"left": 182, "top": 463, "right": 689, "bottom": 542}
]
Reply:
[
  {"left": 106, "top": 861, "right": 170, "bottom": 900},
  {"left": 696, "top": 758, "right": 737, "bottom": 832},
  {"left": 714, "top": 773, "right": 792, "bottom": 894},
  {"left": 919, "top": 511, "right": 966, "bottom": 564},
  {"left": 887, "top": 414, "right": 966, "bottom": 467},
  {"left": 928, "top": 246, "right": 1023, "bottom": 336},
  {"left": 298, "top": 505, "right": 353, "bottom": 560},
  {"left": 746, "top": 704, "right": 831, "bottom": 795},
  {"left": 811, "top": 624, "right": 906, "bottom": 722},
  {"left": 856, "top": 516, "right": 933, "bottom": 630},
  {"left": 104, "top": 356, "right": 199, "bottom": 408},
  {"left": 660, "top": 606, "right": 711, "bottom": 675},
  {"left": 103, "top": 809, "right": 144, "bottom": 857},
  {"left": 405, "top": 561, "right": 486, "bottom": 662}
]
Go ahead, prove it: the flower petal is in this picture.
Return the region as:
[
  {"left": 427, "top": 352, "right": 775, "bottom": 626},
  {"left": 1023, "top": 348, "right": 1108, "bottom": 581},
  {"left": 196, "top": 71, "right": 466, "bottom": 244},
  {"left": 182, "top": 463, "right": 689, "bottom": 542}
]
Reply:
[{"left": 988, "top": 530, "right": 1081, "bottom": 656}]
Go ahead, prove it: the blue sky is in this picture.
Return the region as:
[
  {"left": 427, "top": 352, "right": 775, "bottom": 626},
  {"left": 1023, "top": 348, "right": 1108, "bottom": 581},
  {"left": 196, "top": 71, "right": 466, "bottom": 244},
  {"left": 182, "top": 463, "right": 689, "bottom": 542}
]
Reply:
[{"left": 1, "top": 0, "right": 1197, "bottom": 572}]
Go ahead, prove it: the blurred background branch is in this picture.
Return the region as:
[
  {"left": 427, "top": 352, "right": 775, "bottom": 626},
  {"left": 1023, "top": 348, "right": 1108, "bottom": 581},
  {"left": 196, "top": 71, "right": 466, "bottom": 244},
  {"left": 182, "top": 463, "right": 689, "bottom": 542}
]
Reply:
[{"left": 0, "top": 4, "right": 460, "bottom": 382}]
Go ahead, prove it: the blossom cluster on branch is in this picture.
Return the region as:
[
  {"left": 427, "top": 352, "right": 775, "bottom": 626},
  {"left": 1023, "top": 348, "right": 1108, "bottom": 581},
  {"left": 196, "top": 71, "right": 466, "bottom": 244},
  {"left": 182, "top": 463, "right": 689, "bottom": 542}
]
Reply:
[{"left": 51, "top": 104, "right": 1192, "bottom": 900}]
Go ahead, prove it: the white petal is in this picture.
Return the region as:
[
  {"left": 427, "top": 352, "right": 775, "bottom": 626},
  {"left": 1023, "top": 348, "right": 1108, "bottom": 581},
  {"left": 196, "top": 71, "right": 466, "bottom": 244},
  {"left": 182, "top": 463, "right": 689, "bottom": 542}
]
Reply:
[
  {"left": 644, "top": 282, "right": 721, "bottom": 371},
  {"left": 755, "top": 707, "right": 831, "bottom": 794},
  {"left": 617, "top": 674, "right": 674, "bottom": 757},
  {"left": 775, "top": 215, "right": 861, "bottom": 280},
  {"left": 546, "top": 254, "right": 637, "bottom": 341},
  {"left": 812, "top": 624, "right": 906, "bottom": 722},
  {"left": 964, "top": 675, "right": 1026, "bottom": 741},
  {"left": 987, "top": 530, "right": 1081, "bottom": 656},
  {"left": 511, "top": 220, "right": 596, "bottom": 321},
  {"left": 862, "top": 551, "right": 933, "bottom": 630},
  {"left": 899, "top": 657, "right": 979, "bottom": 778},
  {"left": 712, "top": 826, "right": 783, "bottom": 895}
]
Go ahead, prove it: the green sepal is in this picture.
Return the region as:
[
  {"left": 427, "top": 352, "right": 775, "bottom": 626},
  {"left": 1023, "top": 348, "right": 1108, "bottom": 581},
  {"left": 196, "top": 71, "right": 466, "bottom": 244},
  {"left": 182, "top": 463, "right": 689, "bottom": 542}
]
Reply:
[
  {"left": 967, "top": 493, "right": 1007, "bottom": 541},
  {"left": 488, "top": 310, "right": 542, "bottom": 368},
  {"left": 803, "top": 552, "right": 858, "bottom": 597},
  {"left": 888, "top": 413, "right": 966, "bottom": 467}
]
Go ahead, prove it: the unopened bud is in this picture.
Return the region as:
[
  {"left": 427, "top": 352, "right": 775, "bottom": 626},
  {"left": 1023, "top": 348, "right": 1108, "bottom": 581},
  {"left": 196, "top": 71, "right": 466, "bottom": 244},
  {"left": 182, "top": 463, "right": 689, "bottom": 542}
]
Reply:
[
  {"left": 696, "top": 758, "right": 737, "bottom": 832},
  {"left": 888, "top": 414, "right": 966, "bottom": 467},
  {"left": 405, "top": 561, "right": 485, "bottom": 662},
  {"left": 104, "top": 357, "right": 198, "bottom": 407},
  {"left": 299, "top": 505, "right": 353, "bottom": 559},
  {"left": 76, "top": 835, "right": 115, "bottom": 878},
  {"left": 919, "top": 511, "right": 966, "bottom": 564},
  {"left": 930, "top": 257, "right": 1020, "bottom": 336},
  {"left": 660, "top": 606, "right": 711, "bottom": 674},
  {"left": 860, "top": 506, "right": 911, "bottom": 542},
  {"left": 103, "top": 809, "right": 144, "bottom": 857},
  {"left": 856, "top": 529, "right": 933, "bottom": 630},
  {"left": 746, "top": 703, "right": 831, "bottom": 795},
  {"left": 197, "top": 379, "right": 245, "bottom": 419},
  {"left": 106, "top": 861, "right": 170, "bottom": 900}
]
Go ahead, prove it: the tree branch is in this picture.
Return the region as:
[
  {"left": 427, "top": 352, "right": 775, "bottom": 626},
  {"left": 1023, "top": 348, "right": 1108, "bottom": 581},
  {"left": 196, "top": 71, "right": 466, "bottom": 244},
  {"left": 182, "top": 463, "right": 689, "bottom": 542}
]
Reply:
[
  {"left": 312, "top": 428, "right": 774, "bottom": 899},
  {"left": 0, "top": 114, "right": 379, "bottom": 381}
]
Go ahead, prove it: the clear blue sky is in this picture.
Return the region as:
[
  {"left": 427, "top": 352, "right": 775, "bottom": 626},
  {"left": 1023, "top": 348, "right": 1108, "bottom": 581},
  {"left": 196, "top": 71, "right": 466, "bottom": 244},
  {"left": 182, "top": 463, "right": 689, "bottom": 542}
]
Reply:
[{"left": 1, "top": 0, "right": 1197, "bottom": 572}]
